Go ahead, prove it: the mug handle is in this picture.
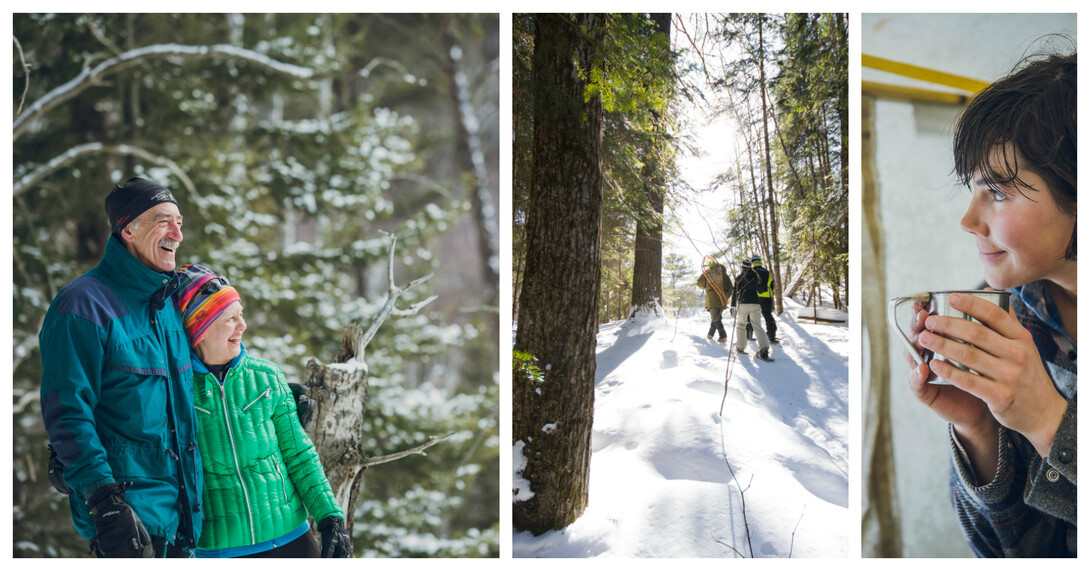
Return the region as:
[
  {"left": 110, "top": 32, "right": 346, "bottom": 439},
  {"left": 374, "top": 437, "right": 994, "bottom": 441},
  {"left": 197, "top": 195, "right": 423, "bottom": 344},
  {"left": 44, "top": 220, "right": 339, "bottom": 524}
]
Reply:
[{"left": 887, "top": 293, "right": 931, "bottom": 367}]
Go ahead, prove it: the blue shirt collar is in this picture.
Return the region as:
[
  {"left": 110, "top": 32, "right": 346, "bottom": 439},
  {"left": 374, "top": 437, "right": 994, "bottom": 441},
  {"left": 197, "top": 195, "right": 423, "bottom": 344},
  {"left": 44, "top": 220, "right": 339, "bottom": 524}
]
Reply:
[{"left": 191, "top": 344, "right": 247, "bottom": 375}]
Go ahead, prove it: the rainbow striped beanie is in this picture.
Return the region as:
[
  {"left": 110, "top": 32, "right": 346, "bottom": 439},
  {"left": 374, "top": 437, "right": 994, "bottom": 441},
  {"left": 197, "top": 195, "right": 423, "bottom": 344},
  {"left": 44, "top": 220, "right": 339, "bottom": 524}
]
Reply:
[{"left": 174, "top": 263, "right": 241, "bottom": 348}]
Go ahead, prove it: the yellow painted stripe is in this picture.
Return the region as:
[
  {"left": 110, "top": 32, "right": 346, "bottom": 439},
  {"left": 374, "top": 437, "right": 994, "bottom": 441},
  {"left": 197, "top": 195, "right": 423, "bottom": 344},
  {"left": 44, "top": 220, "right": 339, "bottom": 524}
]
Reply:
[
  {"left": 861, "top": 81, "right": 971, "bottom": 105},
  {"left": 863, "top": 54, "right": 990, "bottom": 93}
]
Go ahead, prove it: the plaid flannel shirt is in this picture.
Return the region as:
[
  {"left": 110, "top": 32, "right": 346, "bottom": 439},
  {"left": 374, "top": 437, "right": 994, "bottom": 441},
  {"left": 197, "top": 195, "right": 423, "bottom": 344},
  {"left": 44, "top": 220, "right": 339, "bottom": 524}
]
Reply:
[{"left": 948, "top": 281, "right": 1077, "bottom": 557}]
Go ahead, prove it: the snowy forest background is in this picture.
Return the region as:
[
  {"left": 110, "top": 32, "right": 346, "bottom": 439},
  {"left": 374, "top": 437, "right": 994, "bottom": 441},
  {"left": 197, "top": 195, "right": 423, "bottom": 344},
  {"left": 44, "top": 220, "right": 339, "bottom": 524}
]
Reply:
[
  {"left": 513, "top": 13, "right": 848, "bottom": 326},
  {"left": 12, "top": 13, "right": 499, "bottom": 557},
  {"left": 512, "top": 13, "right": 847, "bottom": 539}
]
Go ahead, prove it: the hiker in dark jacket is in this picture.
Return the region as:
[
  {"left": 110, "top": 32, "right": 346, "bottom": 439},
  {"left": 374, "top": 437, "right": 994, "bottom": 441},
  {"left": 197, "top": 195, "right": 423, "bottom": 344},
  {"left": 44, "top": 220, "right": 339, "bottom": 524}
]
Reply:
[
  {"left": 40, "top": 178, "right": 202, "bottom": 557},
  {"left": 731, "top": 258, "right": 771, "bottom": 361},
  {"left": 697, "top": 259, "right": 732, "bottom": 342},
  {"left": 751, "top": 255, "right": 778, "bottom": 343}
]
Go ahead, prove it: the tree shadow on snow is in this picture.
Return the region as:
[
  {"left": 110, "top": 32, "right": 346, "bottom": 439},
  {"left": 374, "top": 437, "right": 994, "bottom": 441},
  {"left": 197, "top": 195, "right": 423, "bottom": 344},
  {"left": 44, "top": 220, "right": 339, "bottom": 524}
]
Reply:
[
  {"left": 730, "top": 326, "right": 848, "bottom": 508},
  {"left": 594, "top": 331, "right": 655, "bottom": 386}
]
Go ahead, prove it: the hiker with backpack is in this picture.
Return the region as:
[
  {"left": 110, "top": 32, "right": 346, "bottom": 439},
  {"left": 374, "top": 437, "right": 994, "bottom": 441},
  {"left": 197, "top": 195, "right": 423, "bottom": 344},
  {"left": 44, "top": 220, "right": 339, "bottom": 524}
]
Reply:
[
  {"left": 697, "top": 258, "right": 732, "bottom": 342},
  {"left": 731, "top": 257, "right": 773, "bottom": 362}
]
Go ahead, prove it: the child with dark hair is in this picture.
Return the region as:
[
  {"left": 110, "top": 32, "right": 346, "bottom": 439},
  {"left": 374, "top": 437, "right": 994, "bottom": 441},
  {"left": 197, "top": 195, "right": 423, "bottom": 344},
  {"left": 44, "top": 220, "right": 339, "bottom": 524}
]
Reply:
[{"left": 903, "top": 53, "right": 1076, "bottom": 557}]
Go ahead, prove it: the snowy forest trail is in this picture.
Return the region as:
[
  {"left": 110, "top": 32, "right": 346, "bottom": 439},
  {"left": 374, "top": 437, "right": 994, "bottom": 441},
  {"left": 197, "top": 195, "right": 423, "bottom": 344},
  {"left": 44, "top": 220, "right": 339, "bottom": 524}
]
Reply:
[{"left": 513, "top": 298, "right": 848, "bottom": 557}]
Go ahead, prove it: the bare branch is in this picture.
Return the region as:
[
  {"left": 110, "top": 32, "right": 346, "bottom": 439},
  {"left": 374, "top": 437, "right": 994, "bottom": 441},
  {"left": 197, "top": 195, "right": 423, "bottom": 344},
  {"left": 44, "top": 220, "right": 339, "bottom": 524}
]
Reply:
[
  {"left": 14, "top": 43, "right": 318, "bottom": 140},
  {"left": 14, "top": 35, "right": 31, "bottom": 115},
  {"left": 391, "top": 294, "right": 438, "bottom": 317},
  {"left": 720, "top": 425, "right": 755, "bottom": 557},
  {"left": 788, "top": 507, "right": 805, "bottom": 558},
  {"left": 13, "top": 142, "right": 205, "bottom": 211},
  {"left": 712, "top": 533, "right": 747, "bottom": 558},
  {"left": 360, "top": 433, "right": 456, "bottom": 467},
  {"left": 83, "top": 14, "right": 124, "bottom": 57},
  {"left": 356, "top": 232, "right": 435, "bottom": 359}
]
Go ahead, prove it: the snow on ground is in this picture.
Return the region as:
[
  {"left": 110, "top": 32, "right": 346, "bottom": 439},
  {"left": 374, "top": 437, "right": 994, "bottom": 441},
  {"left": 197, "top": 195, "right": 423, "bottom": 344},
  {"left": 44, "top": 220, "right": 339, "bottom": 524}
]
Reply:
[{"left": 514, "top": 297, "right": 849, "bottom": 558}]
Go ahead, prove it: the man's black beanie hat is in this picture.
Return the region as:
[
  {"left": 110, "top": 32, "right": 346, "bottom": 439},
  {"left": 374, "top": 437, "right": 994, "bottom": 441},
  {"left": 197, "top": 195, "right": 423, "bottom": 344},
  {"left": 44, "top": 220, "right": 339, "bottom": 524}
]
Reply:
[{"left": 105, "top": 177, "right": 178, "bottom": 236}]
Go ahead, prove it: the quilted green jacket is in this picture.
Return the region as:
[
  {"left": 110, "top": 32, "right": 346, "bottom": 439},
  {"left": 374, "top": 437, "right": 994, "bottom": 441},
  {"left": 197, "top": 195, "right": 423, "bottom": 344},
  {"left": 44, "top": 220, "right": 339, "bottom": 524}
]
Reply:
[{"left": 191, "top": 349, "right": 342, "bottom": 553}]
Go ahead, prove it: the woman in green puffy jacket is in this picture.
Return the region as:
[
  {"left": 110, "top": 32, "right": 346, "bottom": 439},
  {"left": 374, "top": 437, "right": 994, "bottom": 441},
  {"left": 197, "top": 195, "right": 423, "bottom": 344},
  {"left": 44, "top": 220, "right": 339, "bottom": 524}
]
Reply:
[{"left": 174, "top": 263, "right": 351, "bottom": 558}]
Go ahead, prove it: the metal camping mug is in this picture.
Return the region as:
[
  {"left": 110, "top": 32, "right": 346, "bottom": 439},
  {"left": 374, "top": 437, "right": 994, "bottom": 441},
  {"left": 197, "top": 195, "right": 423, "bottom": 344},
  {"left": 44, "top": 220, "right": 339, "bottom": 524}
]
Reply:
[{"left": 887, "top": 290, "right": 1011, "bottom": 385}]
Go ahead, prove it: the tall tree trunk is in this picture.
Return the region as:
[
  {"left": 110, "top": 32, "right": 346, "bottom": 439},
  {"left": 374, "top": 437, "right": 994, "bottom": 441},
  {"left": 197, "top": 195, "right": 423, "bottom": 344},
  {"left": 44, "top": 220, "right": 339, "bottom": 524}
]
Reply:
[
  {"left": 629, "top": 13, "right": 671, "bottom": 317},
  {"left": 512, "top": 13, "right": 605, "bottom": 535},
  {"left": 835, "top": 13, "right": 849, "bottom": 312},
  {"left": 756, "top": 15, "right": 783, "bottom": 314},
  {"left": 729, "top": 87, "right": 770, "bottom": 260}
]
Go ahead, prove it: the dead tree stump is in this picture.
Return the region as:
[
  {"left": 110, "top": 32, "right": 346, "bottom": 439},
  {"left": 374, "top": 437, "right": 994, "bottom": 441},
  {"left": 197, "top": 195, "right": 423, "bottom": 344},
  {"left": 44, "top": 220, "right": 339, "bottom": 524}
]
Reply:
[
  {"left": 303, "top": 323, "right": 371, "bottom": 531},
  {"left": 299, "top": 233, "right": 447, "bottom": 535}
]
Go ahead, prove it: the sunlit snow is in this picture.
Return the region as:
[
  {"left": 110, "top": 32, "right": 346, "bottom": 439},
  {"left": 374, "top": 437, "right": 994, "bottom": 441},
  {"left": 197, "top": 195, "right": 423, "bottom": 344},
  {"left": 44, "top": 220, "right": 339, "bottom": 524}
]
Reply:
[{"left": 513, "top": 297, "right": 848, "bottom": 558}]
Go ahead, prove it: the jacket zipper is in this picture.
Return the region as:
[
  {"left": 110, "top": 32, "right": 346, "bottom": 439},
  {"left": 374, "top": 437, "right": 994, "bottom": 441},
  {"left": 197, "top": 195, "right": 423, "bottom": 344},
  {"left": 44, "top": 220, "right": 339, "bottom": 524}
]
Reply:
[
  {"left": 217, "top": 378, "right": 257, "bottom": 545},
  {"left": 153, "top": 303, "right": 196, "bottom": 547},
  {"left": 242, "top": 388, "right": 271, "bottom": 412}
]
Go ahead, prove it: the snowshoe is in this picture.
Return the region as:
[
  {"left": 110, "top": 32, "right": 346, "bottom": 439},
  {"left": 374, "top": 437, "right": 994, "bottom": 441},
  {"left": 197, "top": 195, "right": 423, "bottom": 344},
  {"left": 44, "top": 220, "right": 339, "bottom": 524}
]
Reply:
[
  {"left": 769, "top": 337, "right": 781, "bottom": 344},
  {"left": 756, "top": 349, "right": 775, "bottom": 362},
  {"left": 736, "top": 348, "right": 747, "bottom": 355}
]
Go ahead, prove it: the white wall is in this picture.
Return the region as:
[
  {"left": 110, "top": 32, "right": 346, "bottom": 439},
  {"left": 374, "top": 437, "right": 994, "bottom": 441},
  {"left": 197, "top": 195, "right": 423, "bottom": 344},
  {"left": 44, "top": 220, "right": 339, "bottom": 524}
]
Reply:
[{"left": 861, "top": 12, "right": 1076, "bottom": 558}]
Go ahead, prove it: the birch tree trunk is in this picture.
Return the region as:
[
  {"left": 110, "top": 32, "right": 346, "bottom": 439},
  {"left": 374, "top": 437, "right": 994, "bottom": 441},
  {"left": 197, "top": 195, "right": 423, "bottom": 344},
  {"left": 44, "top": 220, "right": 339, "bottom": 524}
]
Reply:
[{"left": 442, "top": 16, "right": 500, "bottom": 338}]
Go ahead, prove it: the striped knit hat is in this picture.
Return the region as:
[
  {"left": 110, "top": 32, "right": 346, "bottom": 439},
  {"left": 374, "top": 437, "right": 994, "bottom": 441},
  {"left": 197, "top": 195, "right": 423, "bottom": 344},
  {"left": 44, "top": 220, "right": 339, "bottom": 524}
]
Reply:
[{"left": 174, "top": 264, "right": 241, "bottom": 348}]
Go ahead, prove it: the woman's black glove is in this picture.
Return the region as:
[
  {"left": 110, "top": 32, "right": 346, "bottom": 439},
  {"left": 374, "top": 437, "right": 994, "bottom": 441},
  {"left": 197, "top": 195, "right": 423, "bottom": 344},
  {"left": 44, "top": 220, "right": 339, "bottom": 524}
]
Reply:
[
  {"left": 318, "top": 515, "right": 351, "bottom": 558},
  {"left": 288, "top": 382, "right": 317, "bottom": 431},
  {"left": 86, "top": 482, "right": 153, "bottom": 558}
]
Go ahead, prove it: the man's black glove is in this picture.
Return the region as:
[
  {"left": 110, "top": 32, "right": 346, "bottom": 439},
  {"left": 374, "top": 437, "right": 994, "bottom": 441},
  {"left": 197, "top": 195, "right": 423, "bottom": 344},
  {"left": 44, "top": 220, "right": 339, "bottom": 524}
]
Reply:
[
  {"left": 86, "top": 482, "right": 153, "bottom": 558},
  {"left": 317, "top": 515, "right": 351, "bottom": 558},
  {"left": 47, "top": 444, "right": 73, "bottom": 495},
  {"left": 288, "top": 382, "right": 317, "bottom": 431}
]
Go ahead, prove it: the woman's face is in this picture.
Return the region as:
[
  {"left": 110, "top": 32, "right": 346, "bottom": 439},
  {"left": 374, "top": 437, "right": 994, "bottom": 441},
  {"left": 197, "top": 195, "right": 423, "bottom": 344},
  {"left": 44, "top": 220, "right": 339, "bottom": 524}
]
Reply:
[
  {"left": 959, "top": 153, "right": 1075, "bottom": 290},
  {"left": 195, "top": 301, "right": 246, "bottom": 366}
]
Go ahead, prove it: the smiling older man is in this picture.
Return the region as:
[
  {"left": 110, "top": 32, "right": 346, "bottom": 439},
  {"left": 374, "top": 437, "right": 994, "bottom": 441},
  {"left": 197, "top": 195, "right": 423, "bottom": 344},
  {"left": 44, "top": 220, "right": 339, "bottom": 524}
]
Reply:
[{"left": 39, "top": 177, "right": 203, "bottom": 557}]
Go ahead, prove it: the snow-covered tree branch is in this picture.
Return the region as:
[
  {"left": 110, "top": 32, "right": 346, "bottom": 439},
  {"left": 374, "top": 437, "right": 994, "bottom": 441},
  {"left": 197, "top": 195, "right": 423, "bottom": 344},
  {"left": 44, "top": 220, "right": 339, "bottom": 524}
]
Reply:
[
  {"left": 14, "top": 43, "right": 319, "bottom": 140},
  {"left": 13, "top": 142, "right": 201, "bottom": 202}
]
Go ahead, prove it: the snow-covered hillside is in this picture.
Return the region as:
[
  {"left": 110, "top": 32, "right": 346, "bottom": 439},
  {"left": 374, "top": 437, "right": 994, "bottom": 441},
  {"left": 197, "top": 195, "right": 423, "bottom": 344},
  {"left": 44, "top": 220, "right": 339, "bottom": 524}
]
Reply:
[{"left": 514, "top": 298, "right": 849, "bottom": 557}]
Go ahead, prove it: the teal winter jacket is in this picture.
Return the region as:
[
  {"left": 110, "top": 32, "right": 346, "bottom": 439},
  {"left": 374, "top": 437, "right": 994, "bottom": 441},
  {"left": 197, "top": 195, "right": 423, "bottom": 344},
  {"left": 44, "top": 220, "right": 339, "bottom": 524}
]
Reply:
[
  {"left": 191, "top": 348, "right": 343, "bottom": 556},
  {"left": 39, "top": 236, "right": 203, "bottom": 546}
]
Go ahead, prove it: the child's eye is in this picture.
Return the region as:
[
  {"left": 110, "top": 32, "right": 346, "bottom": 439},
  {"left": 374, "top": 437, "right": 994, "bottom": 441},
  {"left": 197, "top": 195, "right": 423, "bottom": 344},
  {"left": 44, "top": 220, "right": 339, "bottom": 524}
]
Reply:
[{"left": 989, "top": 188, "right": 1009, "bottom": 201}]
